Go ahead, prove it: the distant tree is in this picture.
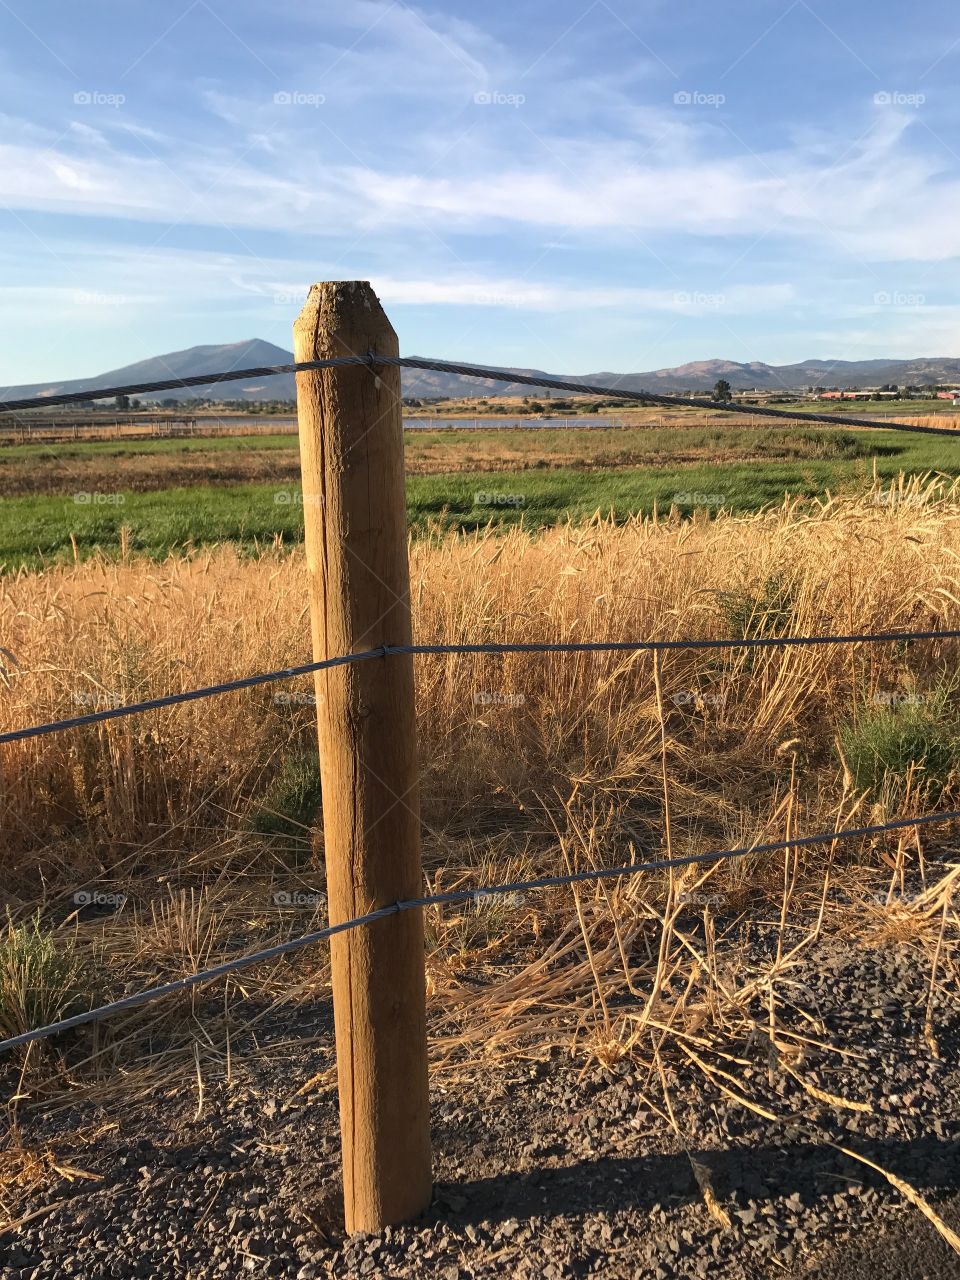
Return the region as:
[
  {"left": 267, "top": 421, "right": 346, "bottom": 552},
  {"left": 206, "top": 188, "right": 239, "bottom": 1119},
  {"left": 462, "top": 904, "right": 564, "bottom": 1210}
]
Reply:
[
  {"left": 528, "top": 400, "right": 545, "bottom": 413},
  {"left": 115, "top": 394, "right": 130, "bottom": 411},
  {"left": 713, "top": 378, "right": 733, "bottom": 402}
]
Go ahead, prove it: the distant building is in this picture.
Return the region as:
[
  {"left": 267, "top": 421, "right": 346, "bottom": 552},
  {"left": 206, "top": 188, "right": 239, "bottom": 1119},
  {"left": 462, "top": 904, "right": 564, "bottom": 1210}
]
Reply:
[{"left": 819, "top": 390, "right": 881, "bottom": 400}]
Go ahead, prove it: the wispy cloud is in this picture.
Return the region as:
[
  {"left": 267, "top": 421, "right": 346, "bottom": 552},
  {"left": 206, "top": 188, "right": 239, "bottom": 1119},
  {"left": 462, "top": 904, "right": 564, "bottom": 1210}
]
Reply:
[
  {"left": 3, "top": 107, "right": 956, "bottom": 267},
  {"left": 1, "top": 0, "right": 959, "bottom": 379}
]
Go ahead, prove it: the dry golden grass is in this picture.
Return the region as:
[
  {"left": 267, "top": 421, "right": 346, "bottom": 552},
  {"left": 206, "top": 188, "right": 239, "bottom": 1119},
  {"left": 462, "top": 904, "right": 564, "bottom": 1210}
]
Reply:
[
  {"left": 0, "top": 475, "right": 958, "bottom": 1141},
  {"left": 2, "top": 471, "right": 960, "bottom": 875}
]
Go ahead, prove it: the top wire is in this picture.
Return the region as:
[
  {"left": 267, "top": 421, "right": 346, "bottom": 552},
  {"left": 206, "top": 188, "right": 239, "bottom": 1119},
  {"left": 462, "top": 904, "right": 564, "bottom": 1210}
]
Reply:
[{"left": 2, "top": 354, "right": 960, "bottom": 437}]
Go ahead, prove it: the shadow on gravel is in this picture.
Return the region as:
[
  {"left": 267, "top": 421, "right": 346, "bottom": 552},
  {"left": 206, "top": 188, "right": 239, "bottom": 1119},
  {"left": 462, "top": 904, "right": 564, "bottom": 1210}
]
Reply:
[{"left": 432, "top": 1135, "right": 960, "bottom": 1226}]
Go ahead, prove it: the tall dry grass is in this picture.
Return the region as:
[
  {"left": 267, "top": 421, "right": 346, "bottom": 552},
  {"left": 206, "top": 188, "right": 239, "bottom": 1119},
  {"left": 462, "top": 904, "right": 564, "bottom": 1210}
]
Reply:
[
  {"left": 2, "top": 473, "right": 959, "bottom": 886},
  {"left": 3, "top": 475, "right": 960, "bottom": 1243}
]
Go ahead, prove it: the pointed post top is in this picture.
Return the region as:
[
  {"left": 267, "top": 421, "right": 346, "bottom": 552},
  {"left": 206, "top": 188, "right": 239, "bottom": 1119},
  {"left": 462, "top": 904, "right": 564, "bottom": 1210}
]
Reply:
[{"left": 293, "top": 281, "right": 397, "bottom": 362}]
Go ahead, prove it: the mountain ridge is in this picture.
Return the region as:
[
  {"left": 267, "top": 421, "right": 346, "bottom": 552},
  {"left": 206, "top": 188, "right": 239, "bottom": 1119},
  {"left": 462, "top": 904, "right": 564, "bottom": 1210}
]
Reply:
[{"left": 4, "top": 340, "right": 960, "bottom": 404}]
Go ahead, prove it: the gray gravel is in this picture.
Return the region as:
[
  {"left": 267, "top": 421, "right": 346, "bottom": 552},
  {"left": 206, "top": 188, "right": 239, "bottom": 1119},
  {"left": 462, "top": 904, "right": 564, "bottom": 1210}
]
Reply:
[{"left": 2, "top": 923, "right": 959, "bottom": 1279}]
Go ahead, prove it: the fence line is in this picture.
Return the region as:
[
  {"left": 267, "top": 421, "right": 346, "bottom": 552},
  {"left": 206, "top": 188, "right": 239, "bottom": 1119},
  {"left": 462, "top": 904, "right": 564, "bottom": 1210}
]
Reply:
[
  {"left": 6, "top": 288, "right": 960, "bottom": 1231},
  {"left": 2, "top": 806, "right": 957, "bottom": 1057},
  {"left": 4, "top": 628, "right": 960, "bottom": 747},
  {"left": 3, "top": 353, "right": 960, "bottom": 437}
]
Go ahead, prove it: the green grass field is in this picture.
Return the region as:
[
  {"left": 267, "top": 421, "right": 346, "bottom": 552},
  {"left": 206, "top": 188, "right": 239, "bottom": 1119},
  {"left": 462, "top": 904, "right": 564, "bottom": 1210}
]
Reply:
[
  {"left": 2, "top": 424, "right": 960, "bottom": 570},
  {"left": 0, "top": 433, "right": 297, "bottom": 462},
  {"left": 773, "top": 397, "right": 957, "bottom": 416}
]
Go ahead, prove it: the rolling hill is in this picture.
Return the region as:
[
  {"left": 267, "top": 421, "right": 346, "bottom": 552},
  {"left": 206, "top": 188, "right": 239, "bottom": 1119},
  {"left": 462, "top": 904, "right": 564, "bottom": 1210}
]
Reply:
[{"left": 4, "top": 341, "right": 960, "bottom": 406}]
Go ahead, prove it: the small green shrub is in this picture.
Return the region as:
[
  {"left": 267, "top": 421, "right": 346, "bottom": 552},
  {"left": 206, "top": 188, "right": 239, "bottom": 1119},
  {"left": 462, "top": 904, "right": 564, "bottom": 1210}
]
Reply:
[
  {"left": 250, "top": 752, "right": 322, "bottom": 841},
  {"left": 425, "top": 891, "right": 527, "bottom": 959},
  {"left": 717, "top": 572, "right": 797, "bottom": 641},
  {"left": 839, "top": 684, "right": 960, "bottom": 805},
  {"left": 0, "top": 913, "right": 94, "bottom": 1043}
]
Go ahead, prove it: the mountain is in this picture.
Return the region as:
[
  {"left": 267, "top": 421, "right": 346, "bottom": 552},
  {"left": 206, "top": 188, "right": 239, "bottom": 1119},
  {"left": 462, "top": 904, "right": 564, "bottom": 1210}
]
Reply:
[
  {"left": 0, "top": 339, "right": 298, "bottom": 406},
  {"left": 581, "top": 357, "right": 960, "bottom": 393},
  {"left": 4, "top": 342, "right": 960, "bottom": 406}
]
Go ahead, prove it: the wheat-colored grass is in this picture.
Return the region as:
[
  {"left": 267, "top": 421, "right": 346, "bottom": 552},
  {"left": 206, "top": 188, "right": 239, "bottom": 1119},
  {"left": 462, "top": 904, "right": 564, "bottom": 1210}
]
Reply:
[
  {"left": 2, "top": 473, "right": 959, "bottom": 883},
  {"left": 1, "top": 478, "right": 958, "bottom": 1242}
]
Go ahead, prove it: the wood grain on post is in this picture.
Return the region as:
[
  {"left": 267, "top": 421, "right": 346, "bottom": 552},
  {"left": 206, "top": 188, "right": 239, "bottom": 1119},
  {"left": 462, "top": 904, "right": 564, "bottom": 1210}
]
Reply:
[{"left": 293, "top": 281, "right": 432, "bottom": 1233}]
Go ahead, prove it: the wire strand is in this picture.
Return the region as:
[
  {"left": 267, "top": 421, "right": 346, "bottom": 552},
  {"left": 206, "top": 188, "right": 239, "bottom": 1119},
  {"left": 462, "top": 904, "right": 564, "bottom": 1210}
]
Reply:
[
  {"left": 3, "top": 629, "right": 960, "bottom": 746},
  {"left": 0, "top": 648, "right": 390, "bottom": 745},
  {"left": 2, "top": 354, "right": 959, "bottom": 437},
  {"left": 2, "top": 808, "right": 956, "bottom": 1055}
]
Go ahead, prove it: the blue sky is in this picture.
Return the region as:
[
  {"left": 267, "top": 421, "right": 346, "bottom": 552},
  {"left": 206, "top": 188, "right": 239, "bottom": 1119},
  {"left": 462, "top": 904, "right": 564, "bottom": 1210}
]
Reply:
[{"left": 1, "top": 0, "right": 959, "bottom": 383}]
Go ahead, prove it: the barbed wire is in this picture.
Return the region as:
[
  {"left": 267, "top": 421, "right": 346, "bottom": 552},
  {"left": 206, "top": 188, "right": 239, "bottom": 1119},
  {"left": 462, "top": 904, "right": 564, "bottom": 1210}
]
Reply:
[
  {"left": 3, "top": 629, "right": 960, "bottom": 746},
  {"left": 2, "top": 354, "right": 959, "bottom": 437},
  {"left": 2, "top": 807, "right": 957, "bottom": 1056}
]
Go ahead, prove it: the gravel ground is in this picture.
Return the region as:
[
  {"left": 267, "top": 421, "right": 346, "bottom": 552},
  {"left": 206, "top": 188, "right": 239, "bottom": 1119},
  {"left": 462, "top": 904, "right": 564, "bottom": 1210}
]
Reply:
[{"left": 2, "top": 930, "right": 959, "bottom": 1279}]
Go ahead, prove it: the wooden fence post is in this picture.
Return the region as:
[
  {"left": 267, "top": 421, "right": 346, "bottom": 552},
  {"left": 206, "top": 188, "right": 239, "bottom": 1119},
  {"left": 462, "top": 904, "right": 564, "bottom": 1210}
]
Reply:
[{"left": 293, "top": 280, "right": 432, "bottom": 1233}]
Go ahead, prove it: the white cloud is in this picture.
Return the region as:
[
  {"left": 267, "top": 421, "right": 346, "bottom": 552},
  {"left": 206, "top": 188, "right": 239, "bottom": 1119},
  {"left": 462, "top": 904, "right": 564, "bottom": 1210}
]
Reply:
[
  {"left": 0, "top": 237, "right": 793, "bottom": 317},
  {"left": 2, "top": 99, "right": 958, "bottom": 268},
  {"left": 371, "top": 277, "right": 795, "bottom": 313}
]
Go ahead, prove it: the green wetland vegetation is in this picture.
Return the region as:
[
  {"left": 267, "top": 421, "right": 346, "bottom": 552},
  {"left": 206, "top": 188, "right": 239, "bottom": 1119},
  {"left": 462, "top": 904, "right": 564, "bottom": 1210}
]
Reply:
[{"left": 1, "top": 422, "right": 959, "bottom": 570}]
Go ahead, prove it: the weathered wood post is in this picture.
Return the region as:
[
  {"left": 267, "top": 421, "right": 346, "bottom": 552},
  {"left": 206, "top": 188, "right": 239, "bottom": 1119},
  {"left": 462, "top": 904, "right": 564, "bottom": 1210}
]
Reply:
[{"left": 293, "top": 281, "right": 432, "bottom": 1233}]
